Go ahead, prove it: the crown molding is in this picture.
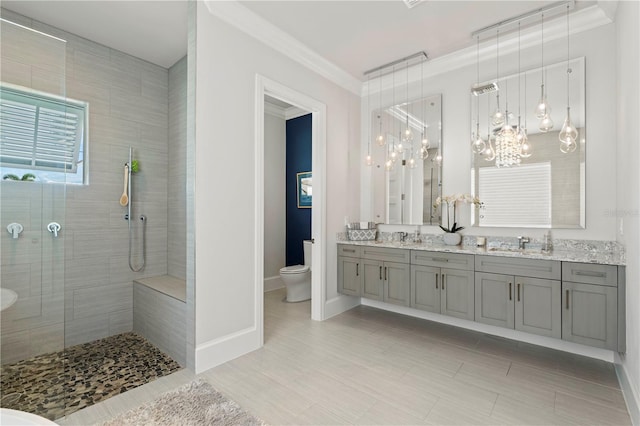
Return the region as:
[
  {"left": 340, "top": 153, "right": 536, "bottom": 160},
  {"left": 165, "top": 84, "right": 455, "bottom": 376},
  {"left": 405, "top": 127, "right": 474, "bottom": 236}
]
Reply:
[
  {"left": 362, "top": 4, "right": 614, "bottom": 97},
  {"left": 204, "top": 0, "right": 362, "bottom": 95}
]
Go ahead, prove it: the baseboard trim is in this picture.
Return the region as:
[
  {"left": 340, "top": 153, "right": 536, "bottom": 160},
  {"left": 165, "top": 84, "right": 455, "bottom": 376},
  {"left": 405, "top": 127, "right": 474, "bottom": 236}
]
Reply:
[
  {"left": 324, "top": 294, "right": 360, "bottom": 320},
  {"left": 264, "top": 276, "right": 284, "bottom": 292},
  {"left": 616, "top": 362, "right": 640, "bottom": 425},
  {"left": 194, "top": 326, "right": 260, "bottom": 374},
  {"left": 361, "top": 298, "right": 616, "bottom": 362}
]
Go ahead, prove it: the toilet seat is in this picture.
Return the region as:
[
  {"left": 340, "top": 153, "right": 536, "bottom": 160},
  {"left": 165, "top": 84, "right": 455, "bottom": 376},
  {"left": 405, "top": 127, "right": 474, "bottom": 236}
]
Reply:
[{"left": 279, "top": 265, "right": 310, "bottom": 274}]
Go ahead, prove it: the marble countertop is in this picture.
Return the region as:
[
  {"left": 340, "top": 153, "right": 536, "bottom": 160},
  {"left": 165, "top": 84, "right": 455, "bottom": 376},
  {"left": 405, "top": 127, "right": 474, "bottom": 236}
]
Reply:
[{"left": 337, "top": 240, "right": 626, "bottom": 266}]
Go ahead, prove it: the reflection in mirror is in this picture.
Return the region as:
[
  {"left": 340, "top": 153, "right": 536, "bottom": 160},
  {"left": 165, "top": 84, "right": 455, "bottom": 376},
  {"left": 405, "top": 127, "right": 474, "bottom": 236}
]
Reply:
[
  {"left": 372, "top": 94, "right": 442, "bottom": 225},
  {"left": 471, "top": 57, "right": 585, "bottom": 228}
]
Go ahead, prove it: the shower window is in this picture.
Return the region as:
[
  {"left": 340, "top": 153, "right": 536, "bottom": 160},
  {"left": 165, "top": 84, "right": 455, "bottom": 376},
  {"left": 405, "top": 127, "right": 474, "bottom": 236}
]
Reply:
[{"left": 0, "top": 83, "right": 88, "bottom": 184}]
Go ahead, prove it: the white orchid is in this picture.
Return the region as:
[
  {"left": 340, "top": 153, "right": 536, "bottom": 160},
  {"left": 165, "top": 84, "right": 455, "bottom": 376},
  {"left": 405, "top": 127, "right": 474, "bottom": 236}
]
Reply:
[{"left": 433, "top": 193, "right": 482, "bottom": 233}]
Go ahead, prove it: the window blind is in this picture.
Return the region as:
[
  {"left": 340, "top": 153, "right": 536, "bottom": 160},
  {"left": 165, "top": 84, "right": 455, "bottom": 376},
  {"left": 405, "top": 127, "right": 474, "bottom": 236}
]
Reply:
[
  {"left": 479, "top": 162, "right": 551, "bottom": 227},
  {"left": 0, "top": 85, "right": 86, "bottom": 173}
]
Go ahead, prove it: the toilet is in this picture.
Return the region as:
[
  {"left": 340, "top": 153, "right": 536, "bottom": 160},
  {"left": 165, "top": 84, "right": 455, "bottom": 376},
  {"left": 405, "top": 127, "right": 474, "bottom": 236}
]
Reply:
[{"left": 279, "top": 240, "right": 312, "bottom": 302}]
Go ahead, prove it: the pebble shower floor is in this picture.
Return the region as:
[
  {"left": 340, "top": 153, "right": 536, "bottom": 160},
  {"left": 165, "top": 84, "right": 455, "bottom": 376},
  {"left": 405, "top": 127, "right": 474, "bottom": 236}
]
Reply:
[{"left": 0, "top": 332, "right": 181, "bottom": 421}]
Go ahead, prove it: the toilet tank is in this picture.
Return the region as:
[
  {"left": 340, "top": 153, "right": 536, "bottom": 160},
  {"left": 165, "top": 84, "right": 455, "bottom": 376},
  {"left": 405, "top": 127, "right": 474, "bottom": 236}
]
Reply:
[{"left": 303, "top": 240, "right": 312, "bottom": 267}]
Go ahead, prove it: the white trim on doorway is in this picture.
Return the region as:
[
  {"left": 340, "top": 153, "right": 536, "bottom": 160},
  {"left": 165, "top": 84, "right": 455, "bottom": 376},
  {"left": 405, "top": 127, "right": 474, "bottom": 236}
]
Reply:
[{"left": 255, "top": 75, "right": 327, "bottom": 347}]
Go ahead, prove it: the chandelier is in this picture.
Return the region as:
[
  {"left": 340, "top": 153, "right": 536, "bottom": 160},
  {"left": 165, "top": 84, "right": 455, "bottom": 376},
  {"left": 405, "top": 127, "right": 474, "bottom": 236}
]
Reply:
[
  {"left": 471, "top": 0, "right": 575, "bottom": 168},
  {"left": 363, "top": 52, "right": 432, "bottom": 170}
]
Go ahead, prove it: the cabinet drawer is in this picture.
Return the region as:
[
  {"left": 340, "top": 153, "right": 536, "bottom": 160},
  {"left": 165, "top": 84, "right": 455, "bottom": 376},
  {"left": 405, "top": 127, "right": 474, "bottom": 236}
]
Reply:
[
  {"left": 361, "top": 246, "right": 410, "bottom": 264},
  {"left": 562, "top": 262, "right": 617, "bottom": 287},
  {"left": 338, "top": 244, "right": 361, "bottom": 258},
  {"left": 475, "top": 255, "right": 561, "bottom": 280},
  {"left": 412, "top": 250, "right": 474, "bottom": 270}
]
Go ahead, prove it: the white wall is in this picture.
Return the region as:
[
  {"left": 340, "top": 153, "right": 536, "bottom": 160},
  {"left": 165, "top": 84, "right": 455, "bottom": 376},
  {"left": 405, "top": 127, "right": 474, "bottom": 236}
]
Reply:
[
  {"left": 263, "top": 111, "right": 286, "bottom": 281},
  {"left": 193, "top": 2, "right": 360, "bottom": 371},
  {"left": 615, "top": 1, "right": 640, "bottom": 423},
  {"left": 363, "top": 22, "right": 618, "bottom": 242}
]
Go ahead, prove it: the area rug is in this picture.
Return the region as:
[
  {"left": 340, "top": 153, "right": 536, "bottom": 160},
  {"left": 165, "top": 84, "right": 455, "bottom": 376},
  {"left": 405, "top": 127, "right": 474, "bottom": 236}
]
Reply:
[{"left": 99, "top": 379, "right": 265, "bottom": 426}]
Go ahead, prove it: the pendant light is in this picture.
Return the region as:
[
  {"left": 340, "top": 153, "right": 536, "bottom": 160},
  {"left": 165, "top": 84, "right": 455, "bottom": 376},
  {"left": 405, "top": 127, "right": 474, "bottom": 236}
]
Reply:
[
  {"left": 536, "top": 12, "right": 554, "bottom": 132},
  {"left": 559, "top": 4, "right": 577, "bottom": 153},
  {"left": 484, "top": 95, "right": 496, "bottom": 162},
  {"left": 419, "top": 56, "right": 430, "bottom": 160},
  {"left": 490, "top": 29, "right": 505, "bottom": 127},
  {"left": 375, "top": 71, "right": 385, "bottom": 147},
  {"left": 365, "top": 74, "right": 373, "bottom": 166},
  {"left": 516, "top": 22, "right": 532, "bottom": 159},
  {"left": 402, "top": 60, "right": 413, "bottom": 144},
  {"left": 471, "top": 35, "right": 487, "bottom": 155}
]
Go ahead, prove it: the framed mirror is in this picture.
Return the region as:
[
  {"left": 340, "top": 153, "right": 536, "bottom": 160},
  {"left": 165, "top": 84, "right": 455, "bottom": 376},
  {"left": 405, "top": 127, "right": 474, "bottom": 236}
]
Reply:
[
  {"left": 471, "top": 57, "right": 585, "bottom": 228},
  {"left": 371, "top": 94, "right": 442, "bottom": 225}
]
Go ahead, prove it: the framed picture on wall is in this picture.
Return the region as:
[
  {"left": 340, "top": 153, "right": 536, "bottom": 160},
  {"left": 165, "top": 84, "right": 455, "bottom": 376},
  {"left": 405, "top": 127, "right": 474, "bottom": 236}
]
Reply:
[{"left": 297, "top": 171, "right": 312, "bottom": 208}]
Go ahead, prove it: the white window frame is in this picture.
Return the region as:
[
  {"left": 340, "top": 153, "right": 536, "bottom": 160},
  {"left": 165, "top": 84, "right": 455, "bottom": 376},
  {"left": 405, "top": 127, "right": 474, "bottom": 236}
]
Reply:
[{"left": 0, "top": 83, "right": 88, "bottom": 183}]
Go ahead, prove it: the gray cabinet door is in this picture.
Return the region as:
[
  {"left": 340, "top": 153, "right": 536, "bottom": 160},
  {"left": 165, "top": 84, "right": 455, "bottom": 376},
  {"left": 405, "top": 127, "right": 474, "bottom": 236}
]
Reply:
[
  {"left": 410, "top": 265, "right": 441, "bottom": 313},
  {"left": 362, "top": 259, "right": 384, "bottom": 301},
  {"left": 384, "top": 261, "right": 411, "bottom": 307},
  {"left": 562, "top": 282, "right": 618, "bottom": 350},
  {"left": 515, "top": 277, "right": 561, "bottom": 338},
  {"left": 338, "top": 256, "right": 361, "bottom": 296},
  {"left": 441, "top": 268, "right": 474, "bottom": 320},
  {"left": 475, "top": 272, "right": 514, "bottom": 329}
]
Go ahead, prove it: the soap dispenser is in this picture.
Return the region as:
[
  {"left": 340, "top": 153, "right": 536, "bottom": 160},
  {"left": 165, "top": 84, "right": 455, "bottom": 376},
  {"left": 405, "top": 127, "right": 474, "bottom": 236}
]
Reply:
[{"left": 542, "top": 230, "right": 552, "bottom": 253}]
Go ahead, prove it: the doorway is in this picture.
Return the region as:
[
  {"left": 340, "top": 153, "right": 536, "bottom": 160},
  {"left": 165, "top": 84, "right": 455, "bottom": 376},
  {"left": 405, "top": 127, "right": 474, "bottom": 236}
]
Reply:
[{"left": 255, "top": 75, "right": 327, "bottom": 346}]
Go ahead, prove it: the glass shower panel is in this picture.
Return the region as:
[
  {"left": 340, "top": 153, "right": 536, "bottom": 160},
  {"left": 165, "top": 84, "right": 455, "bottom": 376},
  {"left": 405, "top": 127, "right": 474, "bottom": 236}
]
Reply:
[{"left": 1, "top": 15, "right": 68, "bottom": 421}]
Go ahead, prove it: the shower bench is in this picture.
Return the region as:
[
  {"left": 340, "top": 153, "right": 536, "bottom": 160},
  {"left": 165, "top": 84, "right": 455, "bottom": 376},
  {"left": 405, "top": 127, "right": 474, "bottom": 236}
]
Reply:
[{"left": 133, "top": 275, "right": 186, "bottom": 367}]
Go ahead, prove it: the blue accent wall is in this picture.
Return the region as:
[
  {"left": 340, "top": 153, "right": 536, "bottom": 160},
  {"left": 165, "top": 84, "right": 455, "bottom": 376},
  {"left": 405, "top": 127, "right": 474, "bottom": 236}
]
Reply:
[{"left": 286, "top": 114, "right": 312, "bottom": 266}]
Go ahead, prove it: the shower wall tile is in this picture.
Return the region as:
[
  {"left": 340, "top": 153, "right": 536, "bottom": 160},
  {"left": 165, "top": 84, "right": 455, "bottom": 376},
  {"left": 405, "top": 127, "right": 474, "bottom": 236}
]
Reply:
[
  {"left": 72, "top": 282, "right": 132, "bottom": 320},
  {"left": 1, "top": 8, "right": 172, "bottom": 359},
  {"left": 168, "top": 56, "right": 187, "bottom": 280}
]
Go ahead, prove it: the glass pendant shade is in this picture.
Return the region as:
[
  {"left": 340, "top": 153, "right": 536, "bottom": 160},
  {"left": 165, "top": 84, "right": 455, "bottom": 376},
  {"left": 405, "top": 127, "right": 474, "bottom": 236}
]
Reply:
[
  {"left": 471, "top": 130, "right": 486, "bottom": 154},
  {"left": 434, "top": 152, "right": 443, "bottom": 166},
  {"left": 539, "top": 114, "right": 554, "bottom": 132},
  {"left": 559, "top": 107, "right": 578, "bottom": 143},
  {"left": 518, "top": 127, "right": 533, "bottom": 158},
  {"left": 390, "top": 150, "right": 398, "bottom": 163},
  {"left": 384, "top": 159, "right": 393, "bottom": 171},
  {"left": 560, "top": 139, "right": 577, "bottom": 153},
  {"left": 418, "top": 146, "right": 429, "bottom": 160},
  {"left": 396, "top": 142, "right": 404, "bottom": 154},
  {"left": 376, "top": 133, "right": 385, "bottom": 146},
  {"left": 403, "top": 126, "right": 413, "bottom": 142},
  {"left": 408, "top": 157, "right": 417, "bottom": 169},
  {"left": 484, "top": 140, "right": 496, "bottom": 162},
  {"left": 421, "top": 128, "right": 430, "bottom": 148},
  {"left": 491, "top": 107, "right": 505, "bottom": 127},
  {"left": 365, "top": 154, "right": 373, "bottom": 166},
  {"left": 535, "top": 85, "right": 551, "bottom": 119}
]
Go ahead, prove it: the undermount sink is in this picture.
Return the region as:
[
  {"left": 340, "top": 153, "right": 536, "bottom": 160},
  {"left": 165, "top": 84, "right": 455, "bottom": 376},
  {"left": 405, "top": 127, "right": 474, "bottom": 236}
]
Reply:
[{"left": 1, "top": 288, "right": 18, "bottom": 311}]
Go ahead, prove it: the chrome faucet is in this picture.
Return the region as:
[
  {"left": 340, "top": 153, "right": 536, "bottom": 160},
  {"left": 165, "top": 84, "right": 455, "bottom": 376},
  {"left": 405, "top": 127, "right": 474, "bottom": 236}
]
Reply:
[
  {"left": 399, "top": 232, "right": 408, "bottom": 243},
  {"left": 517, "top": 236, "right": 530, "bottom": 250}
]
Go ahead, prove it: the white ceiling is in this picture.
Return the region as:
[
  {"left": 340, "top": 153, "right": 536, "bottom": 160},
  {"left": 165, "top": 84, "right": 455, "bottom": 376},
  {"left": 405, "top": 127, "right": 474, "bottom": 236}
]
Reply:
[
  {"left": 1, "top": 0, "right": 188, "bottom": 69},
  {"left": 1, "top": 0, "right": 592, "bottom": 76}
]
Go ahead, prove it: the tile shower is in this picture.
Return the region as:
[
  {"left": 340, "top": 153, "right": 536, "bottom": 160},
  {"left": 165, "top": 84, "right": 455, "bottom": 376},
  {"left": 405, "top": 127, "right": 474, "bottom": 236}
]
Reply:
[{"left": 0, "top": 7, "right": 187, "bottom": 420}]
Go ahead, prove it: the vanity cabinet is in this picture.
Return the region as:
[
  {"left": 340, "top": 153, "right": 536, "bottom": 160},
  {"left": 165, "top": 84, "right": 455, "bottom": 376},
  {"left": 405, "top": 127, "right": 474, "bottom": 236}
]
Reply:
[
  {"left": 360, "top": 246, "right": 410, "bottom": 306},
  {"left": 561, "top": 262, "right": 619, "bottom": 350},
  {"left": 337, "top": 245, "right": 361, "bottom": 296},
  {"left": 337, "top": 245, "right": 410, "bottom": 306},
  {"left": 411, "top": 251, "right": 475, "bottom": 320},
  {"left": 337, "top": 244, "right": 625, "bottom": 352},
  {"left": 475, "top": 256, "right": 562, "bottom": 338}
]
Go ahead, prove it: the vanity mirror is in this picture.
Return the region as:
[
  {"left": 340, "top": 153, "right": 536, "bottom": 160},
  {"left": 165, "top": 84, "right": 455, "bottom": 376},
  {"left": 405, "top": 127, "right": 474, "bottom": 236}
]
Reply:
[
  {"left": 371, "top": 94, "right": 442, "bottom": 225},
  {"left": 471, "top": 57, "right": 585, "bottom": 228}
]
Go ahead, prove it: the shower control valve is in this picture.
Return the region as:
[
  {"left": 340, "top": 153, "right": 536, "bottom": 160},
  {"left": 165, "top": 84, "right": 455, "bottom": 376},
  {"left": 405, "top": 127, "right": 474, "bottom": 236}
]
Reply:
[
  {"left": 6, "top": 222, "right": 23, "bottom": 239},
  {"left": 47, "top": 222, "right": 61, "bottom": 238}
]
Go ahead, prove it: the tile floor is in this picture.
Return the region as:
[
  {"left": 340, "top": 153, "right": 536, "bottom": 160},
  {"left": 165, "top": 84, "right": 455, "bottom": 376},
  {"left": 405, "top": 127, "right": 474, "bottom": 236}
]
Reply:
[
  {"left": 0, "top": 332, "right": 181, "bottom": 420},
  {"left": 59, "top": 289, "right": 631, "bottom": 425}
]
